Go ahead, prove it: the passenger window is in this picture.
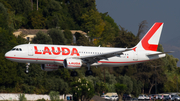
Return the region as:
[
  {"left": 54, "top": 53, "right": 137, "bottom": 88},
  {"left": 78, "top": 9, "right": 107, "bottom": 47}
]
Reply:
[{"left": 19, "top": 48, "right": 22, "bottom": 51}]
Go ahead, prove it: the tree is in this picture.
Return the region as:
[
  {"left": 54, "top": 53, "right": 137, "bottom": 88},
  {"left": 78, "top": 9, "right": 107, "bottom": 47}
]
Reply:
[
  {"left": 113, "top": 26, "right": 139, "bottom": 48},
  {"left": 131, "top": 78, "right": 143, "bottom": 97},
  {"left": 74, "top": 32, "right": 82, "bottom": 42},
  {"left": 95, "top": 82, "right": 108, "bottom": 96},
  {"left": 134, "top": 59, "right": 167, "bottom": 94},
  {"left": 114, "top": 83, "right": 127, "bottom": 101},
  {"left": 19, "top": 93, "right": 27, "bottom": 101},
  {"left": 99, "top": 21, "right": 116, "bottom": 46},
  {"left": 6, "top": 0, "right": 31, "bottom": 16},
  {"left": 85, "top": 75, "right": 108, "bottom": 96},
  {"left": 67, "top": 0, "right": 96, "bottom": 26},
  {"left": 76, "top": 35, "right": 93, "bottom": 46},
  {"left": 71, "top": 78, "right": 94, "bottom": 101},
  {"left": 116, "top": 75, "right": 133, "bottom": 94},
  {"left": 137, "top": 20, "right": 148, "bottom": 39},
  {"left": 99, "top": 12, "right": 120, "bottom": 46},
  {"left": 48, "top": 28, "right": 67, "bottom": 45},
  {"left": 75, "top": 32, "right": 93, "bottom": 46},
  {"left": 63, "top": 29, "right": 73, "bottom": 44},
  {"left": 0, "top": 3, "right": 9, "bottom": 29},
  {"left": 28, "top": 11, "right": 46, "bottom": 29},
  {"left": 49, "top": 91, "right": 60, "bottom": 101},
  {"left": 81, "top": 9, "right": 105, "bottom": 42},
  {"left": 32, "top": 31, "right": 52, "bottom": 44}
]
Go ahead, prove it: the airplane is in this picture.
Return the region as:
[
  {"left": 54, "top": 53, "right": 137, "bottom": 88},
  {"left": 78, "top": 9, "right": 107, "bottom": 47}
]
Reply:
[{"left": 5, "top": 22, "right": 168, "bottom": 76}]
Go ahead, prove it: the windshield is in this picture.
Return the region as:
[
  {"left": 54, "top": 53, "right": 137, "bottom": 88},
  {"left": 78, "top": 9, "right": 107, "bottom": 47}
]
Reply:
[{"left": 11, "top": 48, "right": 22, "bottom": 51}]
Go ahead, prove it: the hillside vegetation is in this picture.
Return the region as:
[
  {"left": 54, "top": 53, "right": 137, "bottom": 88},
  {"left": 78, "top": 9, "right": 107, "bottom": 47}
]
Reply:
[{"left": 0, "top": 0, "right": 179, "bottom": 100}]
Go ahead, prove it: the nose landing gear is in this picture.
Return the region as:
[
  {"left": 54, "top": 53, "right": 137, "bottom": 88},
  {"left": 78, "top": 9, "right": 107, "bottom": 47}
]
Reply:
[{"left": 25, "top": 63, "right": 30, "bottom": 73}]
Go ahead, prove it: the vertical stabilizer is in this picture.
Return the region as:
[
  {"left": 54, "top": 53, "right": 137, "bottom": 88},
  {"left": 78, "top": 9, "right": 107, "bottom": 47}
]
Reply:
[{"left": 135, "top": 22, "right": 164, "bottom": 51}]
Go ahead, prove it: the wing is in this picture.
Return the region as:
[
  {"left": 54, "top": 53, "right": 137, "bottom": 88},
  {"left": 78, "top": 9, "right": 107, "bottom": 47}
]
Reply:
[{"left": 78, "top": 48, "right": 132, "bottom": 64}]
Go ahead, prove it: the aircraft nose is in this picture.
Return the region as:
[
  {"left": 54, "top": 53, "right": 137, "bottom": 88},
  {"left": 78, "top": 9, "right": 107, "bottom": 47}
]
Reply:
[
  {"left": 5, "top": 51, "right": 11, "bottom": 59},
  {"left": 5, "top": 52, "right": 9, "bottom": 58}
]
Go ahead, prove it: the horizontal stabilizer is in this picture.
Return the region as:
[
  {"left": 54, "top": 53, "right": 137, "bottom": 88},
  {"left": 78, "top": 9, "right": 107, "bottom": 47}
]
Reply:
[{"left": 147, "top": 51, "right": 174, "bottom": 56}]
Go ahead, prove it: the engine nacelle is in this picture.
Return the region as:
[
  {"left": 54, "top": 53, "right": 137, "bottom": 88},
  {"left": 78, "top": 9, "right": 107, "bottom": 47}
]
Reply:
[
  {"left": 41, "top": 64, "right": 59, "bottom": 71},
  {"left": 63, "top": 58, "right": 82, "bottom": 69}
]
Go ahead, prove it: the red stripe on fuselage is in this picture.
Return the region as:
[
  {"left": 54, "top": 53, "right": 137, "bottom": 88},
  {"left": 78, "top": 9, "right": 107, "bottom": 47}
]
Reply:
[
  {"left": 5, "top": 56, "right": 63, "bottom": 61},
  {"left": 5, "top": 56, "right": 149, "bottom": 64}
]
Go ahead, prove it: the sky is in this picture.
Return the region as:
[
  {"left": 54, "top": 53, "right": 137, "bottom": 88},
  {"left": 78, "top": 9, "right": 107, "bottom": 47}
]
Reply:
[{"left": 96, "top": 0, "right": 180, "bottom": 45}]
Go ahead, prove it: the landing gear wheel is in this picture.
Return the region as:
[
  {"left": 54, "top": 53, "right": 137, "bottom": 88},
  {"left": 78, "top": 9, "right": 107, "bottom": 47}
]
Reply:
[
  {"left": 85, "top": 70, "right": 93, "bottom": 76},
  {"left": 25, "top": 69, "right": 29, "bottom": 74},
  {"left": 71, "top": 71, "right": 78, "bottom": 77}
]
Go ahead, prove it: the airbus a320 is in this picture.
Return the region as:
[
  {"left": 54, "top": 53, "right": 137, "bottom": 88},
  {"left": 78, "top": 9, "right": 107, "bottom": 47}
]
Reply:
[{"left": 5, "top": 22, "right": 168, "bottom": 76}]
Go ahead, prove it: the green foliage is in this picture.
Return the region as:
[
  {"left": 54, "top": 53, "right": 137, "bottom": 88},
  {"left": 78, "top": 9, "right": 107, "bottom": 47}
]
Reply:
[
  {"left": 63, "top": 29, "right": 73, "bottom": 44},
  {"left": 97, "top": 69, "right": 117, "bottom": 92},
  {"left": 36, "top": 98, "right": 46, "bottom": 101},
  {"left": 115, "top": 83, "right": 127, "bottom": 101},
  {"left": 49, "top": 91, "right": 60, "bottom": 101},
  {"left": 81, "top": 9, "right": 105, "bottom": 40},
  {"left": 6, "top": 0, "right": 31, "bottom": 16},
  {"left": 113, "top": 27, "right": 139, "bottom": 48},
  {"left": 28, "top": 11, "right": 46, "bottom": 29},
  {"left": 85, "top": 75, "right": 108, "bottom": 95},
  {"left": 99, "top": 12, "right": 120, "bottom": 46},
  {"left": 0, "top": 27, "right": 17, "bottom": 53},
  {"left": 19, "top": 93, "right": 27, "bottom": 101},
  {"left": 74, "top": 32, "right": 94, "bottom": 46},
  {"left": 67, "top": 0, "right": 96, "bottom": 26},
  {"left": 76, "top": 35, "right": 93, "bottom": 46},
  {"left": 0, "top": 0, "right": 179, "bottom": 98},
  {"left": 95, "top": 82, "right": 108, "bottom": 95},
  {"left": 0, "top": 3, "right": 8, "bottom": 29},
  {"left": 74, "top": 32, "right": 82, "bottom": 42},
  {"left": 32, "top": 31, "right": 52, "bottom": 44},
  {"left": 0, "top": 53, "right": 19, "bottom": 87},
  {"left": 48, "top": 28, "right": 67, "bottom": 45},
  {"left": 16, "top": 35, "right": 28, "bottom": 44},
  {"left": 131, "top": 78, "right": 143, "bottom": 97},
  {"left": 116, "top": 75, "right": 133, "bottom": 94},
  {"left": 71, "top": 78, "right": 94, "bottom": 101}
]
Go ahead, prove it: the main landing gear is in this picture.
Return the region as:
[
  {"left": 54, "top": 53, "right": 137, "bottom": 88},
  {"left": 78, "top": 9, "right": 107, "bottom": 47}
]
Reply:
[
  {"left": 71, "top": 70, "right": 78, "bottom": 77},
  {"left": 70, "top": 64, "right": 94, "bottom": 77},
  {"left": 25, "top": 63, "right": 30, "bottom": 74},
  {"left": 85, "top": 63, "right": 93, "bottom": 76}
]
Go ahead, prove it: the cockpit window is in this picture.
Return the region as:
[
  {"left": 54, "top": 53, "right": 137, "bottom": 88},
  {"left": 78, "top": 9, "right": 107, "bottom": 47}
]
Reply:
[{"left": 11, "top": 48, "right": 22, "bottom": 51}]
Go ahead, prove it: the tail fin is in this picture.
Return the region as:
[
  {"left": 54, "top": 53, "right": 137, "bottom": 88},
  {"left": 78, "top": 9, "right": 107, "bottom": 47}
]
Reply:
[{"left": 135, "top": 22, "right": 164, "bottom": 51}]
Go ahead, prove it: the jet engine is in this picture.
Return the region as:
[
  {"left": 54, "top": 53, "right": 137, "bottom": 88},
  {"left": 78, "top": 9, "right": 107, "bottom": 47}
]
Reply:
[
  {"left": 41, "top": 64, "right": 59, "bottom": 71},
  {"left": 63, "top": 58, "right": 82, "bottom": 69}
]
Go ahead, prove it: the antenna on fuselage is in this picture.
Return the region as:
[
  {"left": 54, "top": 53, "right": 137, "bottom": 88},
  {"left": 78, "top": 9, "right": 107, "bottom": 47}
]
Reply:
[
  {"left": 98, "top": 45, "right": 101, "bottom": 47},
  {"left": 28, "top": 42, "right": 30, "bottom": 44}
]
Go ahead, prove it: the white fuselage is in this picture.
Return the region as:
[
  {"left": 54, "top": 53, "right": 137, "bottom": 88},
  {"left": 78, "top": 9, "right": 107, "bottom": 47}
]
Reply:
[{"left": 5, "top": 44, "right": 165, "bottom": 67}]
